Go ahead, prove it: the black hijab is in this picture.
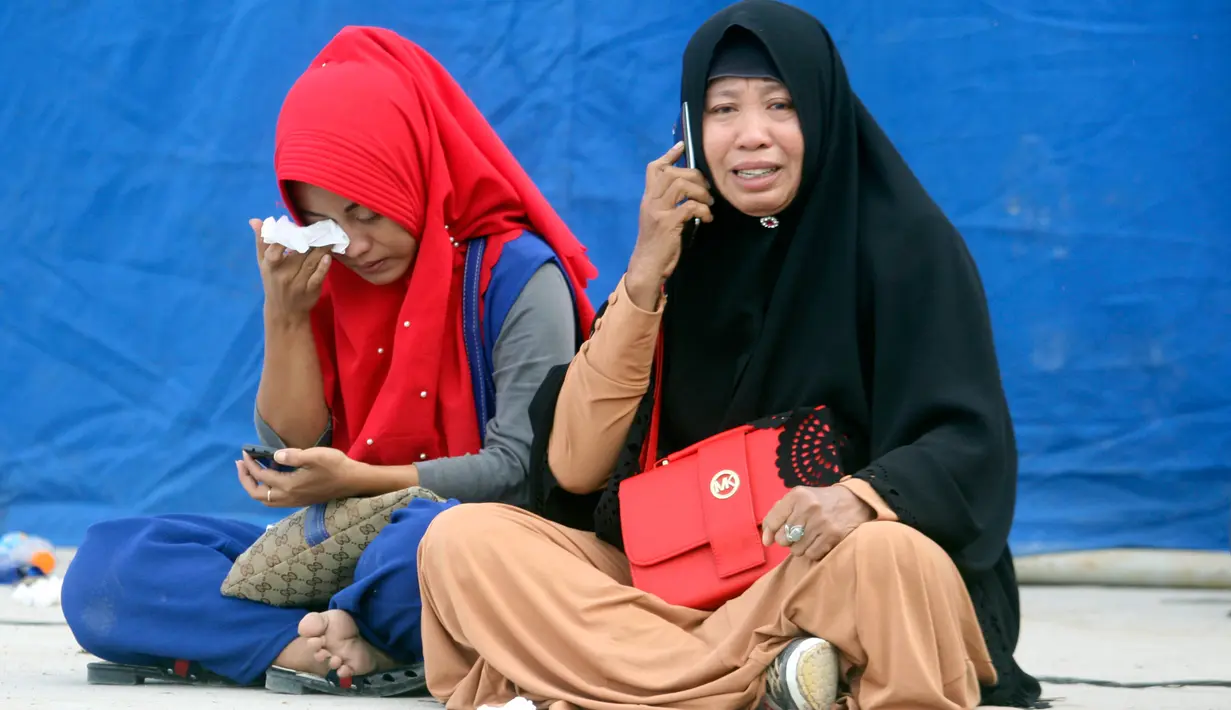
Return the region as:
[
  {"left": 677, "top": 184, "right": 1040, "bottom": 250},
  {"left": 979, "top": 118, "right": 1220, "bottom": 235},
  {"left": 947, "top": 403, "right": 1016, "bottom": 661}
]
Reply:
[
  {"left": 528, "top": 1, "right": 1040, "bottom": 705},
  {"left": 661, "top": 0, "right": 1018, "bottom": 570}
]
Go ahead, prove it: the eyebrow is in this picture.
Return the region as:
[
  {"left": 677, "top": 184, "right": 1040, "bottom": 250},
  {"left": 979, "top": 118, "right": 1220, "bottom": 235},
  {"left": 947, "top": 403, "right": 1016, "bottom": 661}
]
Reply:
[
  {"left": 708, "top": 79, "right": 788, "bottom": 100},
  {"left": 300, "top": 202, "right": 362, "bottom": 220},
  {"left": 756, "top": 80, "right": 788, "bottom": 95}
]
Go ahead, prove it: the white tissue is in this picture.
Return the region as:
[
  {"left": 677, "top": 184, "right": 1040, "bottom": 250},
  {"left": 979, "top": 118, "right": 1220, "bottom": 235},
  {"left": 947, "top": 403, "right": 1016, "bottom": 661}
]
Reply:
[
  {"left": 261, "top": 215, "right": 350, "bottom": 255},
  {"left": 478, "top": 698, "right": 535, "bottom": 710},
  {"left": 11, "top": 575, "right": 63, "bottom": 608}
]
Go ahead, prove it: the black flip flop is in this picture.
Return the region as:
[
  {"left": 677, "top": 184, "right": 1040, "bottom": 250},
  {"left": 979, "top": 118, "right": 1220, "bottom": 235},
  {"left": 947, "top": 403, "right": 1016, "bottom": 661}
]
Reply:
[
  {"left": 264, "top": 663, "right": 428, "bottom": 697},
  {"left": 86, "top": 660, "right": 261, "bottom": 687}
]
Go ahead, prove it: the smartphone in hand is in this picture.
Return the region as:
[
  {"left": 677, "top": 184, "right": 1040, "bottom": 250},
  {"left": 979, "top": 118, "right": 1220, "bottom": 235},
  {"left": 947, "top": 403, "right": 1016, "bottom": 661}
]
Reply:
[
  {"left": 673, "top": 101, "right": 698, "bottom": 172},
  {"left": 241, "top": 444, "right": 297, "bottom": 473},
  {"left": 672, "top": 101, "right": 702, "bottom": 240}
]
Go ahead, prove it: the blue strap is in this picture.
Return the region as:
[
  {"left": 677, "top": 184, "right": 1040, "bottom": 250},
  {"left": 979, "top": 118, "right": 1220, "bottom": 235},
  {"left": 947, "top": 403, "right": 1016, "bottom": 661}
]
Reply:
[
  {"left": 304, "top": 504, "right": 330, "bottom": 547},
  {"left": 462, "top": 236, "right": 495, "bottom": 443}
]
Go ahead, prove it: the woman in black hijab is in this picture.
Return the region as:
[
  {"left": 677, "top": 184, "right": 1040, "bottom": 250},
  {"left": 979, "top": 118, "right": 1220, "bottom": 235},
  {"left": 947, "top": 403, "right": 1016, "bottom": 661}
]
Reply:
[{"left": 415, "top": 1, "right": 1041, "bottom": 708}]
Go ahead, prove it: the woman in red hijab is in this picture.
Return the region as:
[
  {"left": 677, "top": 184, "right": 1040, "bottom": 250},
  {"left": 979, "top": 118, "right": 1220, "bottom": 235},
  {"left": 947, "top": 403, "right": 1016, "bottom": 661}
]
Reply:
[{"left": 61, "top": 26, "right": 596, "bottom": 697}]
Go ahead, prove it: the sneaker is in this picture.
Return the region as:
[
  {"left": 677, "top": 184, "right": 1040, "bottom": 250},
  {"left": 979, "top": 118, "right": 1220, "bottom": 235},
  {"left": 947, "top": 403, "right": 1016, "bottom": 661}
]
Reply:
[{"left": 763, "top": 637, "right": 840, "bottom": 710}]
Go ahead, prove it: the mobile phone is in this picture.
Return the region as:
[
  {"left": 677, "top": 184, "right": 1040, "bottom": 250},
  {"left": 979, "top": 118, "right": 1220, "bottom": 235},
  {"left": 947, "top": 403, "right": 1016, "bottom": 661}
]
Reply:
[
  {"left": 673, "top": 101, "right": 697, "bottom": 172},
  {"left": 672, "top": 101, "right": 702, "bottom": 239},
  {"left": 242, "top": 444, "right": 297, "bottom": 473}
]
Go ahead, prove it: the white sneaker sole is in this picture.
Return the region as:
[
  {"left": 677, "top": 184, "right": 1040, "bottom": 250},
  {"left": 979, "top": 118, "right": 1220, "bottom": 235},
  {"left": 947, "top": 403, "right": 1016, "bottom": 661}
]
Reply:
[{"left": 785, "top": 637, "right": 840, "bottom": 709}]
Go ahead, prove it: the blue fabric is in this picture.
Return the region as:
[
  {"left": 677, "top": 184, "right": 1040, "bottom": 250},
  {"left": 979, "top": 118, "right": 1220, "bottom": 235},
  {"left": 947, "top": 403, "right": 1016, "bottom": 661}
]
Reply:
[
  {"left": 482, "top": 233, "right": 571, "bottom": 406},
  {"left": 465, "top": 232, "right": 565, "bottom": 437},
  {"left": 328, "top": 500, "right": 459, "bottom": 660},
  {"left": 304, "top": 502, "right": 331, "bottom": 548},
  {"left": 61, "top": 498, "right": 457, "bottom": 684},
  {"left": 1, "top": 2, "right": 1227, "bottom": 554}
]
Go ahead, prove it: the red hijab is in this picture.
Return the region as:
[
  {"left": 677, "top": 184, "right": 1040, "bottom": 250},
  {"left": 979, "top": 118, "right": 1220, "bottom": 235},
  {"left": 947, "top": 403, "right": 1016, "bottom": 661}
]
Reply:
[{"left": 273, "top": 26, "right": 597, "bottom": 466}]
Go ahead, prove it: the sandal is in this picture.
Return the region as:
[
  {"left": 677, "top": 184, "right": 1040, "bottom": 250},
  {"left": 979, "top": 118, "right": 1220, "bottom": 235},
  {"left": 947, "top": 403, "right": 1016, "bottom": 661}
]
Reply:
[
  {"left": 264, "top": 663, "right": 428, "bottom": 697},
  {"left": 86, "top": 660, "right": 261, "bottom": 687}
]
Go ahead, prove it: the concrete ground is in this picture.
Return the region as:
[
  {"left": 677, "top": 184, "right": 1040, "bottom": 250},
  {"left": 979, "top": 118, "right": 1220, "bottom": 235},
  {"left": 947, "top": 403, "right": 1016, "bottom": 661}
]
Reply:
[{"left": 2, "top": 573, "right": 1228, "bottom": 709}]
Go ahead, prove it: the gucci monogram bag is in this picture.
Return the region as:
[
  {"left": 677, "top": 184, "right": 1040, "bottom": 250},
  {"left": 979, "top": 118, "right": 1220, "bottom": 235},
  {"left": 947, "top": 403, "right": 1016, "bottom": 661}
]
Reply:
[{"left": 220, "top": 487, "right": 442, "bottom": 608}]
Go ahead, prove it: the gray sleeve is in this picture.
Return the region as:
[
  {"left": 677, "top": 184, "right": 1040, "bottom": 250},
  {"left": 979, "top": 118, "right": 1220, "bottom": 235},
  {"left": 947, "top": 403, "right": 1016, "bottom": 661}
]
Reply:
[
  {"left": 254, "top": 407, "right": 332, "bottom": 449},
  {"left": 416, "top": 262, "right": 576, "bottom": 506}
]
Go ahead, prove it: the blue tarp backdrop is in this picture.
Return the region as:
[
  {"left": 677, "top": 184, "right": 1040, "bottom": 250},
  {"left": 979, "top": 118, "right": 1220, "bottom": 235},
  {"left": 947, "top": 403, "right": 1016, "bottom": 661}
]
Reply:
[{"left": 1, "top": 1, "right": 1228, "bottom": 552}]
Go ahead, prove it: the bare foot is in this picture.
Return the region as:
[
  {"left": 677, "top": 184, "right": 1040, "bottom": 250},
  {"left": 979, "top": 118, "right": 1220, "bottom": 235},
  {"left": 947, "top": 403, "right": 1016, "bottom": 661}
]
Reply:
[
  {"left": 298, "top": 609, "right": 397, "bottom": 678},
  {"left": 272, "top": 636, "right": 331, "bottom": 676}
]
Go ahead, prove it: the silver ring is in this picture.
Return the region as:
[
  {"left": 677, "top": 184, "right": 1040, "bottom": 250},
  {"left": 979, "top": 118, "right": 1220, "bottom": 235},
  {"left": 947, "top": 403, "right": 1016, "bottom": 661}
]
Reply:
[
  {"left": 266, "top": 488, "right": 273, "bottom": 503},
  {"left": 784, "top": 524, "right": 805, "bottom": 544}
]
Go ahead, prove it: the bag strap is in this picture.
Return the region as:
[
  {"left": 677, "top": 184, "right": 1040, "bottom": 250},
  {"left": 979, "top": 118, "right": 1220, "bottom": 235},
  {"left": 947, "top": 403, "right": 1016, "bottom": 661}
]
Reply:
[
  {"left": 462, "top": 236, "right": 495, "bottom": 445},
  {"left": 640, "top": 330, "right": 666, "bottom": 471}
]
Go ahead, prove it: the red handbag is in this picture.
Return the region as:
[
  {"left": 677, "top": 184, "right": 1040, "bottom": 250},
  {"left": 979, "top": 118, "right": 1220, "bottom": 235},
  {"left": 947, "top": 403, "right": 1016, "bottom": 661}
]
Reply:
[{"left": 618, "top": 336, "right": 793, "bottom": 611}]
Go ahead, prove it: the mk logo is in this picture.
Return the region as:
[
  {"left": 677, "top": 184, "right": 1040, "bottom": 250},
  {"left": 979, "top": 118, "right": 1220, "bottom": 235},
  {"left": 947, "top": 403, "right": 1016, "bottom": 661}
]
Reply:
[{"left": 710, "top": 470, "right": 741, "bottom": 499}]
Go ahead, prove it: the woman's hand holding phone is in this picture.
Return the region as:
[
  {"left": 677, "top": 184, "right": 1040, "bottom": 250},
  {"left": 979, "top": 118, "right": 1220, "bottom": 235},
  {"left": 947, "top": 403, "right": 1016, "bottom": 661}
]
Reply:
[
  {"left": 625, "top": 142, "right": 713, "bottom": 311},
  {"left": 237, "top": 446, "right": 360, "bottom": 508}
]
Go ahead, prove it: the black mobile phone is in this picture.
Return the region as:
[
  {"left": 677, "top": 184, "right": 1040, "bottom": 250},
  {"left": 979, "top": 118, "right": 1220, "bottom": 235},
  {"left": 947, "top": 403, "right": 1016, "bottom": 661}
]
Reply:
[
  {"left": 672, "top": 101, "right": 701, "bottom": 240},
  {"left": 673, "top": 101, "right": 698, "bottom": 172},
  {"left": 241, "top": 444, "right": 296, "bottom": 472}
]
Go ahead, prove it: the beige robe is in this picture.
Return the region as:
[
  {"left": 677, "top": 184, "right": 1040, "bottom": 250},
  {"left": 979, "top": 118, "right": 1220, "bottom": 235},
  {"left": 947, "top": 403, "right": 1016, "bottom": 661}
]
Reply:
[{"left": 416, "top": 277, "right": 996, "bottom": 709}]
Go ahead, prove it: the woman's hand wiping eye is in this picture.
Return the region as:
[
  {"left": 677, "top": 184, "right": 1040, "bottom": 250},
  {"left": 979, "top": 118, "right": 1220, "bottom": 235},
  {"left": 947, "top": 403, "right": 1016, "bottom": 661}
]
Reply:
[{"left": 251, "top": 218, "right": 332, "bottom": 324}]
